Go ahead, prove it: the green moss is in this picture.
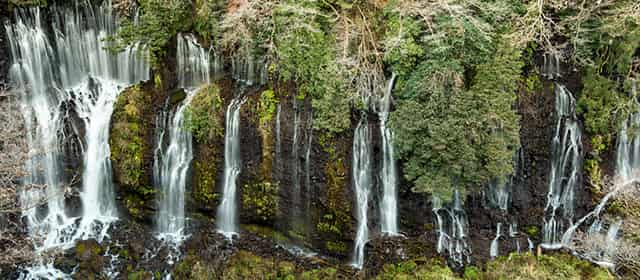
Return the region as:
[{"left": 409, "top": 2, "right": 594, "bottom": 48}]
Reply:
[
  {"left": 110, "top": 83, "right": 155, "bottom": 219},
  {"left": 255, "top": 89, "right": 278, "bottom": 180},
  {"left": 188, "top": 84, "right": 225, "bottom": 210},
  {"left": 524, "top": 225, "right": 540, "bottom": 238},
  {"left": 243, "top": 224, "right": 289, "bottom": 243},
  {"left": 192, "top": 154, "right": 220, "bottom": 208},
  {"left": 376, "top": 258, "right": 460, "bottom": 280},
  {"left": 300, "top": 268, "right": 338, "bottom": 280},
  {"left": 484, "top": 253, "right": 613, "bottom": 279},
  {"left": 258, "top": 89, "right": 278, "bottom": 127},
  {"left": 324, "top": 241, "right": 347, "bottom": 254},
  {"left": 463, "top": 266, "right": 481, "bottom": 279},
  {"left": 242, "top": 181, "right": 279, "bottom": 224},
  {"left": 222, "top": 251, "right": 296, "bottom": 280},
  {"left": 184, "top": 84, "right": 224, "bottom": 143},
  {"left": 315, "top": 133, "right": 353, "bottom": 251},
  {"left": 173, "top": 253, "right": 217, "bottom": 280}
]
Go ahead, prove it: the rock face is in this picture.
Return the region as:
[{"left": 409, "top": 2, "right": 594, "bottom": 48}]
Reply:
[
  {"left": 103, "top": 49, "right": 600, "bottom": 268},
  {"left": 110, "top": 81, "right": 164, "bottom": 222}
]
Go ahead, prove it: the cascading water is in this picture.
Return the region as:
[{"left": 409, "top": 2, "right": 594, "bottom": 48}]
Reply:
[
  {"left": 352, "top": 117, "right": 373, "bottom": 269},
  {"left": 379, "top": 73, "right": 399, "bottom": 235},
  {"left": 154, "top": 33, "right": 210, "bottom": 243},
  {"left": 217, "top": 96, "right": 245, "bottom": 239},
  {"left": 231, "top": 55, "right": 268, "bottom": 86},
  {"left": 6, "top": 7, "right": 73, "bottom": 249},
  {"left": 490, "top": 223, "right": 502, "bottom": 258},
  {"left": 432, "top": 190, "right": 471, "bottom": 266},
  {"left": 615, "top": 83, "right": 640, "bottom": 182},
  {"left": 176, "top": 33, "right": 211, "bottom": 89},
  {"left": 6, "top": 1, "right": 149, "bottom": 251},
  {"left": 542, "top": 84, "right": 582, "bottom": 248}
]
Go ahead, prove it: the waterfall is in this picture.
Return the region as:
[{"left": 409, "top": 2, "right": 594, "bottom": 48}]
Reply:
[
  {"left": 542, "top": 84, "right": 582, "bottom": 248},
  {"left": 6, "top": 7, "right": 73, "bottom": 249},
  {"left": 352, "top": 117, "right": 373, "bottom": 269},
  {"left": 432, "top": 191, "right": 471, "bottom": 266},
  {"left": 176, "top": 33, "right": 210, "bottom": 88},
  {"left": 379, "top": 73, "right": 399, "bottom": 235},
  {"left": 155, "top": 33, "right": 210, "bottom": 243},
  {"left": 6, "top": 1, "right": 149, "bottom": 250},
  {"left": 490, "top": 223, "right": 502, "bottom": 258},
  {"left": 615, "top": 83, "right": 640, "bottom": 182},
  {"left": 231, "top": 55, "right": 267, "bottom": 86},
  {"left": 216, "top": 96, "right": 245, "bottom": 239}
]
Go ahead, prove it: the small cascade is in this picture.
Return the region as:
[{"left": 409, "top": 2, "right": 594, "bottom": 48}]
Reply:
[
  {"left": 154, "top": 91, "right": 196, "bottom": 243},
  {"left": 509, "top": 223, "right": 521, "bottom": 253},
  {"left": 379, "top": 73, "right": 399, "bottom": 235},
  {"left": 176, "top": 33, "right": 210, "bottom": 88},
  {"left": 304, "top": 113, "right": 313, "bottom": 223},
  {"left": 432, "top": 191, "right": 471, "bottom": 266},
  {"left": 216, "top": 96, "right": 246, "bottom": 239},
  {"left": 231, "top": 55, "right": 268, "bottom": 85},
  {"left": 542, "top": 53, "right": 562, "bottom": 80},
  {"left": 615, "top": 83, "right": 640, "bottom": 182},
  {"left": 490, "top": 223, "right": 502, "bottom": 258},
  {"left": 6, "top": 1, "right": 149, "bottom": 251},
  {"left": 352, "top": 116, "right": 373, "bottom": 269},
  {"left": 542, "top": 84, "right": 582, "bottom": 248},
  {"left": 561, "top": 177, "right": 636, "bottom": 246},
  {"left": 155, "top": 33, "right": 210, "bottom": 243}
]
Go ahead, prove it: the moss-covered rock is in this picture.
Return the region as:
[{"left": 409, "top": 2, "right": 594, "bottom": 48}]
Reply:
[
  {"left": 316, "top": 133, "right": 353, "bottom": 255},
  {"left": 376, "top": 258, "right": 460, "bottom": 280},
  {"left": 110, "top": 83, "right": 156, "bottom": 220},
  {"left": 221, "top": 251, "right": 296, "bottom": 280},
  {"left": 483, "top": 253, "right": 613, "bottom": 280},
  {"left": 173, "top": 253, "right": 218, "bottom": 280},
  {"left": 73, "top": 239, "right": 106, "bottom": 279},
  {"left": 187, "top": 84, "right": 225, "bottom": 211},
  {"left": 257, "top": 89, "right": 278, "bottom": 180},
  {"left": 241, "top": 181, "right": 279, "bottom": 224}
]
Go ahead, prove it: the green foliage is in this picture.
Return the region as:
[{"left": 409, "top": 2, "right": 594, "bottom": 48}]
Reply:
[
  {"left": 382, "top": 3, "right": 426, "bottom": 77},
  {"left": 272, "top": 0, "right": 351, "bottom": 135},
  {"left": 193, "top": 0, "right": 226, "bottom": 46},
  {"left": 242, "top": 181, "right": 279, "bottom": 224},
  {"left": 184, "top": 84, "right": 224, "bottom": 143},
  {"left": 577, "top": 70, "right": 623, "bottom": 141},
  {"left": 108, "top": 0, "right": 191, "bottom": 67},
  {"left": 391, "top": 37, "right": 522, "bottom": 201},
  {"left": 258, "top": 89, "right": 278, "bottom": 127}
]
